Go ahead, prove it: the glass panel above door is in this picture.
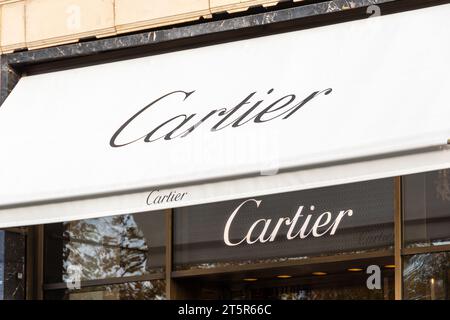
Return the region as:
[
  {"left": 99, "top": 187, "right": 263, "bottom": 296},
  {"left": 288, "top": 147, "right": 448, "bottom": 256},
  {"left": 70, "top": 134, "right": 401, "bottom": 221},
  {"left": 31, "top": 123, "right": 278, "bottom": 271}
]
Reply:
[
  {"left": 174, "top": 178, "right": 395, "bottom": 271},
  {"left": 403, "top": 169, "right": 450, "bottom": 248}
]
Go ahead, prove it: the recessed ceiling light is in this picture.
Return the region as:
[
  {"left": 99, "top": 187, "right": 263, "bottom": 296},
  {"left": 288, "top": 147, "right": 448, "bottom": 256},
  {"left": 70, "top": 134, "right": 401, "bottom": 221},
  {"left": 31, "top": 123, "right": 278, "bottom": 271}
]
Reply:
[
  {"left": 347, "top": 268, "right": 364, "bottom": 272},
  {"left": 243, "top": 278, "right": 258, "bottom": 282},
  {"left": 312, "top": 272, "right": 327, "bottom": 276},
  {"left": 384, "top": 264, "right": 396, "bottom": 269},
  {"left": 276, "top": 275, "right": 292, "bottom": 279}
]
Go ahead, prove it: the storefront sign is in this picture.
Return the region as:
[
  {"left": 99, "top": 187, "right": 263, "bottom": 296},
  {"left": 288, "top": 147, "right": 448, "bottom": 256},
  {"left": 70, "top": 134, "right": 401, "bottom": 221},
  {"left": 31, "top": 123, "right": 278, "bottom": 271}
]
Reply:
[
  {"left": 146, "top": 190, "right": 188, "bottom": 205},
  {"left": 223, "top": 199, "right": 353, "bottom": 246},
  {"left": 174, "top": 178, "right": 395, "bottom": 268},
  {"left": 110, "top": 88, "right": 332, "bottom": 147}
]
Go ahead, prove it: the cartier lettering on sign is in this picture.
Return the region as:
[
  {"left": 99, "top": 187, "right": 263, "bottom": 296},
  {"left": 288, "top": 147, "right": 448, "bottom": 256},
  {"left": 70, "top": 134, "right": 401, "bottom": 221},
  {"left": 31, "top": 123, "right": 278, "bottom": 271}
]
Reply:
[
  {"left": 110, "top": 87, "right": 332, "bottom": 147},
  {"left": 146, "top": 190, "right": 188, "bottom": 206},
  {"left": 223, "top": 199, "right": 353, "bottom": 247}
]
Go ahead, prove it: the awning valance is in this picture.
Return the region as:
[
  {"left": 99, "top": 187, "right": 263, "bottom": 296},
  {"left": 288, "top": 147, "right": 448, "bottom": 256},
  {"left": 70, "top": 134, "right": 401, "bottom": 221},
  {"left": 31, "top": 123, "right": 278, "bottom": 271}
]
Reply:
[{"left": 0, "top": 4, "right": 449, "bottom": 228}]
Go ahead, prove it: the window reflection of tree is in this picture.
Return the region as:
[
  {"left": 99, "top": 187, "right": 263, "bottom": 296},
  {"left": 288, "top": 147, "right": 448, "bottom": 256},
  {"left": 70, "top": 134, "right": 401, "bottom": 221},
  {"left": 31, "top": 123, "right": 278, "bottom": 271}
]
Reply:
[
  {"left": 62, "top": 214, "right": 149, "bottom": 281},
  {"left": 404, "top": 252, "right": 450, "bottom": 300}
]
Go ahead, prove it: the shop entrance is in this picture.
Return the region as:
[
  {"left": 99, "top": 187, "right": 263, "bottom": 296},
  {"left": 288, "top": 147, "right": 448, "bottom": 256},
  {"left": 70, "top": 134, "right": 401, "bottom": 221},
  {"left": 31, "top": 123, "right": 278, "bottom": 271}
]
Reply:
[{"left": 173, "top": 256, "right": 395, "bottom": 300}]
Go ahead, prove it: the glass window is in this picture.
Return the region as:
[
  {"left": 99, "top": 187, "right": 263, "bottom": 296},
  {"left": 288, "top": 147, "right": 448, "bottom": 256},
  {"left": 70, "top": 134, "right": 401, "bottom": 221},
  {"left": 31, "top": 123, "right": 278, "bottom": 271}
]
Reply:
[
  {"left": 44, "top": 211, "right": 166, "bottom": 284},
  {"left": 174, "top": 178, "right": 395, "bottom": 271},
  {"left": 403, "top": 169, "right": 450, "bottom": 247},
  {"left": 403, "top": 252, "right": 450, "bottom": 300},
  {"left": 44, "top": 280, "right": 166, "bottom": 300}
]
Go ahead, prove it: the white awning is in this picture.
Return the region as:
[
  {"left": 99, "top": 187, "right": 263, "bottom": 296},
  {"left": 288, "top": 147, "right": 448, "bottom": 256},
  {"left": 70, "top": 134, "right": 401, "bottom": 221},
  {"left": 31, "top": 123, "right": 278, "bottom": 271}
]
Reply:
[{"left": 0, "top": 4, "right": 449, "bottom": 228}]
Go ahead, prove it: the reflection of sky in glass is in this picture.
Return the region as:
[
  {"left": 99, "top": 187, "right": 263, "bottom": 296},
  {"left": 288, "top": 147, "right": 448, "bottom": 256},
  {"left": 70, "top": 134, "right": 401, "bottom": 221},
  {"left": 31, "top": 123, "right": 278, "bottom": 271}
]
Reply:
[{"left": 0, "top": 231, "right": 4, "bottom": 300}]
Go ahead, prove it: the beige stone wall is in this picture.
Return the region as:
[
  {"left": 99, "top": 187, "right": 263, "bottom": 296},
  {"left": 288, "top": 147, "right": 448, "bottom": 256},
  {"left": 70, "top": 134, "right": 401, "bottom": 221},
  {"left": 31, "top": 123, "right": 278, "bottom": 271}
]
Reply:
[{"left": 0, "top": 0, "right": 286, "bottom": 53}]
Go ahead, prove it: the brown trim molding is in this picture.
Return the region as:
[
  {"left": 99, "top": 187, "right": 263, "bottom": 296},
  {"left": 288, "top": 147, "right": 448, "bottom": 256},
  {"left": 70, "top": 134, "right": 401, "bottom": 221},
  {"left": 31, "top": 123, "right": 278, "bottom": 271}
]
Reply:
[
  {"left": 402, "top": 244, "right": 450, "bottom": 256},
  {"left": 171, "top": 249, "right": 394, "bottom": 278},
  {"left": 42, "top": 273, "right": 165, "bottom": 291},
  {"left": 394, "top": 176, "right": 403, "bottom": 300},
  {"left": 165, "top": 209, "right": 174, "bottom": 299}
]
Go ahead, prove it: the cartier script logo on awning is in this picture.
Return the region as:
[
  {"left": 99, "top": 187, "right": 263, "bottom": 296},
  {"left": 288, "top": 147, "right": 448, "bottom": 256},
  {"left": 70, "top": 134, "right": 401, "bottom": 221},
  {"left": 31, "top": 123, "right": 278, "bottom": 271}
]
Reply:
[
  {"left": 110, "top": 88, "right": 332, "bottom": 147},
  {"left": 223, "top": 199, "right": 353, "bottom": 246}
]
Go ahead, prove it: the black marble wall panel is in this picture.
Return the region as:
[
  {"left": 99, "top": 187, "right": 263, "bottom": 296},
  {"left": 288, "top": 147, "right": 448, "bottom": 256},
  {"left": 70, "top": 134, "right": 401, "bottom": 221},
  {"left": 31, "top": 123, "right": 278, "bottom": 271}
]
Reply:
[
  {"left": 0, "top": 231, "right": 4, "bottom": 300},
  {"left": 0, "top": 231, "right": 26, "bottom": 300},
  {"left": 0, "top": 56, "right": 20, "bottom": 106}
]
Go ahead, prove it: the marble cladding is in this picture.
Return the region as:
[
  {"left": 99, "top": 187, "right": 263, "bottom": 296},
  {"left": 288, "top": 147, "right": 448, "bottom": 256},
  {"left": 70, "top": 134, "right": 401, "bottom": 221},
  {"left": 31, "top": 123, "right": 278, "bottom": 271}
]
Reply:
[{"left": 0, "top": 231, "right": 26, "bottom": 300}]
